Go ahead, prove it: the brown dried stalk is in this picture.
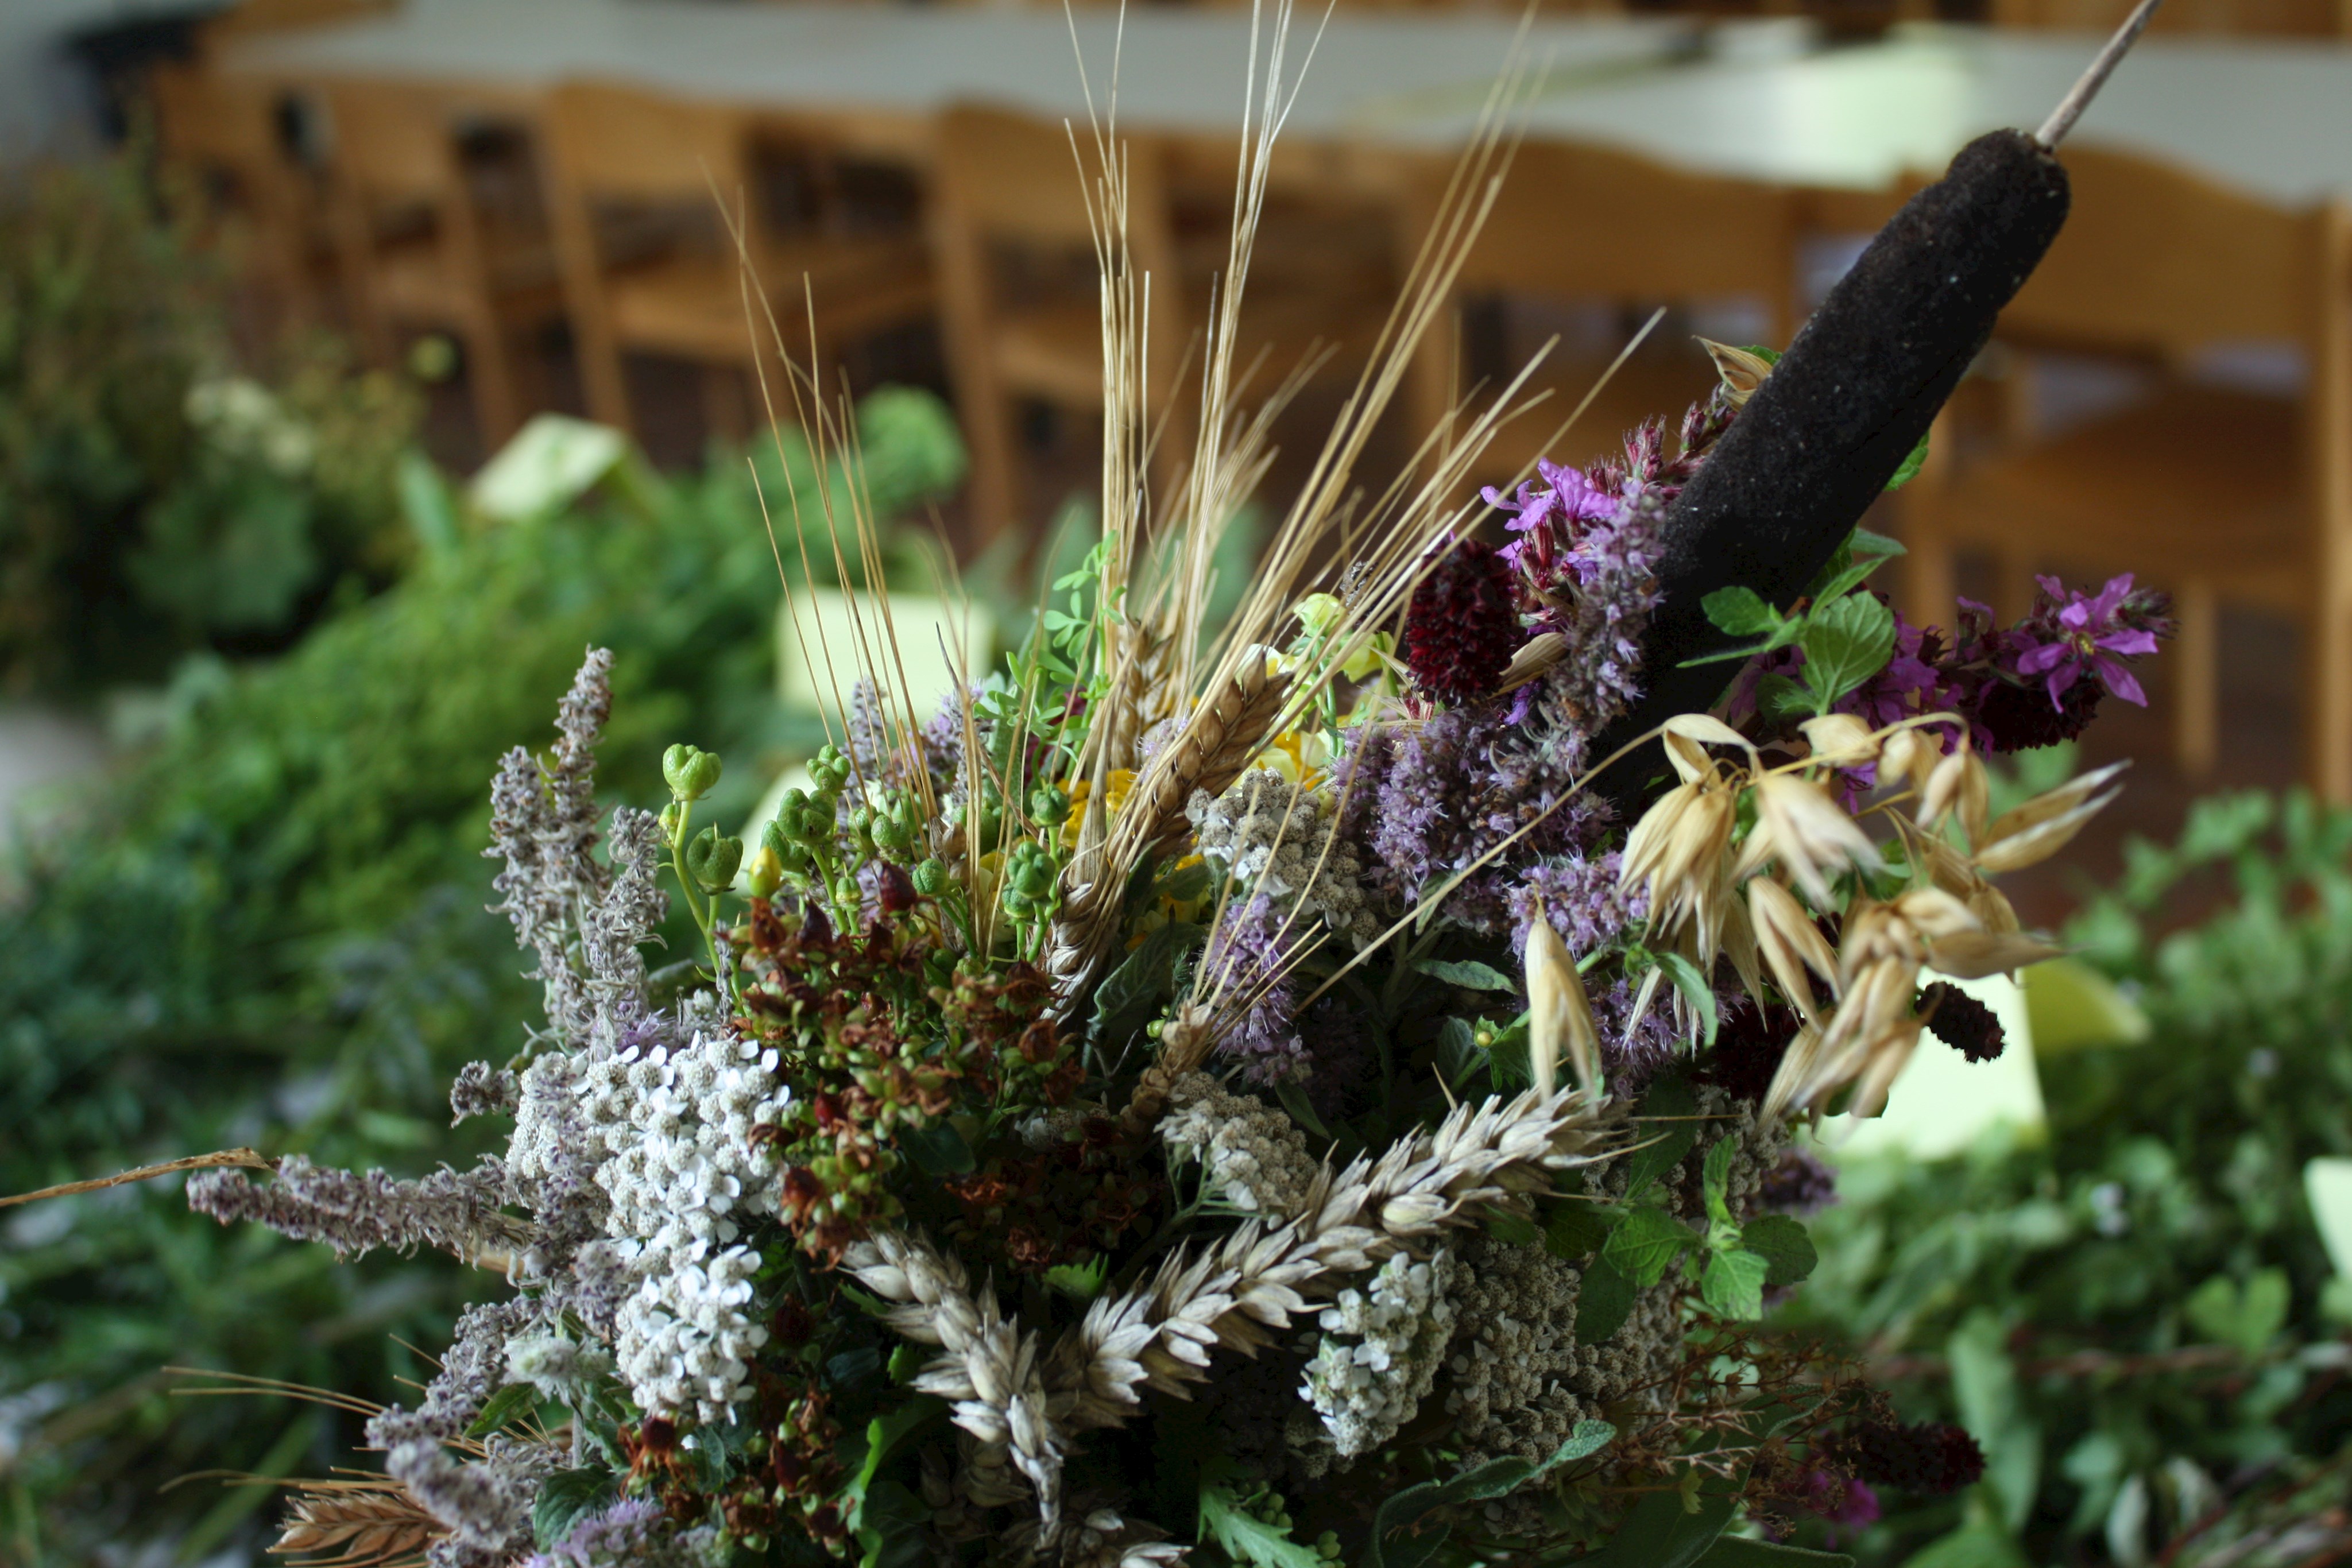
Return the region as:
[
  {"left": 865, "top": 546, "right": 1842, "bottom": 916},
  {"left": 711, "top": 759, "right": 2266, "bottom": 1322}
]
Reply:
[
  {"left": 0, "top": 1147, "right": 273, "bottom": 1210},
  {"left": 271, "top": 1482, "right": 443, "bottom": 1567}
]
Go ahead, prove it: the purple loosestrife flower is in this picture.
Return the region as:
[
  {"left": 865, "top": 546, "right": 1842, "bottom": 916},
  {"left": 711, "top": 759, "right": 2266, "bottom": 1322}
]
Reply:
[
  {"left": 2014, "top": 572, "right": 2163, "bottom": 708},
  {"left": 1486, "top": 459, "right": 1620, "bottom": 578}
]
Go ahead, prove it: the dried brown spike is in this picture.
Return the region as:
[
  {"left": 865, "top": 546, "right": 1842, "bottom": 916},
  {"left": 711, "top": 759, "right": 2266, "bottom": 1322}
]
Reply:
[{"left": 271, "top": 1485, "right": 442, "bottom": 1568}]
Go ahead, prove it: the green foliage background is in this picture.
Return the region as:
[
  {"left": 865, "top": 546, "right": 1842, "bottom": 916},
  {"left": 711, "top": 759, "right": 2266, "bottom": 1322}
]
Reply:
[
  {"left": 0, "top": 392, "right": 964, "bottom": 1562},
  {"left": 1785, "top": 785, "right": 2352, "bottom": 1567}
]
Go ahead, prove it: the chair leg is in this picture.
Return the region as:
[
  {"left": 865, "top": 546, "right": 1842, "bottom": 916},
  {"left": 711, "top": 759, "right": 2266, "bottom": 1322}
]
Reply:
[
  {"left": 2315, "top": 595, "right": 2352, "bottom": 805},
  {"left": 1994, "top": 545, "right": 2037, "bottom": 624},
  {"left": 1900, "top": 499, "right": 1956, "bottom": 631},
  {"left": 463, "top": 312, "right": 521, "bottom": 452},
  {"left": 2172, "top": 580, "right": 2218, "bottom": 780}
]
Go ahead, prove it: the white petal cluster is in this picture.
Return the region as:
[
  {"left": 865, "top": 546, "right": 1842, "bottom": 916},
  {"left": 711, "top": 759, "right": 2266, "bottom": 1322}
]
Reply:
[
  {"left": 506, "top": 1331, "right": 615, "bottom": 1403},
  {"left": 512, "top": 1017, "right": 792, "bottom": 1423},
  {"left": 1299, "top": 1248, "right": 1457, "bottom": 1457},
  {"left": 1189, "top": 771, "right": 1380, "bottom": 947},
  {"left": 1158, "top": 1071, "right": 1318, "bottom": 1215}
]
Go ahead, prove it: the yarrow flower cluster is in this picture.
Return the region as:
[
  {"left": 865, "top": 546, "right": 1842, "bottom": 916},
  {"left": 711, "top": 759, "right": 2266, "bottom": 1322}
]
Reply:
[
  {"left": 1299, "top": 1248, "right": 1459, "bottom": 1458},
  {"left": 1158, "top": 1071, "right": 1318, "bottom": 1214}
]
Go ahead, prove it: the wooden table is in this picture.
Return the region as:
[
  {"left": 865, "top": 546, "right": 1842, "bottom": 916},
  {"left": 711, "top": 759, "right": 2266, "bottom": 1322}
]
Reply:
[{"left": 223, "top": 2, "right": 2352, "bottom": 205}]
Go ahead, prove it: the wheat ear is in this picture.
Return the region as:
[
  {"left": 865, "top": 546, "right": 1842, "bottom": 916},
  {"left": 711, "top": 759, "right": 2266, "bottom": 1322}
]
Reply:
[
  {"left": 271, "top": 1484, "right": 443, "bottom": 1566},
  {"left": 1045, "top": 659, "right": 1295, "bottom": 1019}
]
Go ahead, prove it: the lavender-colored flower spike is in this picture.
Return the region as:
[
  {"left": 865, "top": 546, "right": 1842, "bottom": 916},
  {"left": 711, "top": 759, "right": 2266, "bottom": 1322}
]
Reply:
[
  {"left": 187, "top": 1153, "right": 526, "bottom": 1263},
  {"left": 487, "top": 648, "right": 620, "bottom": 1040}
]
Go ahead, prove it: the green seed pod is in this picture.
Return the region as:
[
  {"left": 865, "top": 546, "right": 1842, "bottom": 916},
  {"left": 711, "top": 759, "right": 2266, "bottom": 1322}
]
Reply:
[
  {"left": 912, "top": 858, "right": 947, "bottom": 896},
  {"left": 663, "top": 744, "right": 723, "bottom": 802},
  {"left": 684, "top": 826, "right": 743, "bottom": 892},
  {"left": 1028, "top": 784, "right": 1071, "bottom": 827},
  {"left": 659, "top": 802, "right": 684, "bottom": 839},
  {"left": 745, "top": 845, "right": 784, "bottom": 899}
]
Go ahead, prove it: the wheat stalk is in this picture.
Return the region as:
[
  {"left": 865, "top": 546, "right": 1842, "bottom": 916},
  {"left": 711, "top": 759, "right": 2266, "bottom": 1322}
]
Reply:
[
  {"left": 271, "top": 1483, "right": 443, "bottom": 1567},
  {"left": 850, "top": 1083, "right": 1620, "bottom": 1528}
]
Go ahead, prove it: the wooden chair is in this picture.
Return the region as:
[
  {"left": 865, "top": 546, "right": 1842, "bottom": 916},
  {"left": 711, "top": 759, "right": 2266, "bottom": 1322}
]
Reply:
[
  {"left": 1901, "top": 146, "right": 2352, "bottom": 797},
  {"left": 1401, "top": 137, "right": 1800, "bottom": 491},
  {"left": 1990, "top": 0, "right": 2350, "bottom": 39},
  {"left": 932, "top": 103, "right": 1393, "bottom": 544},
  {"left": 539, "top": 79, "right": 934, "bottom": 441},
  {"left": 148, "top": 61, "right": 333, "bottom": 334},
  {"left": 322, "top": 80, "right": 563, "bottom": 449}
]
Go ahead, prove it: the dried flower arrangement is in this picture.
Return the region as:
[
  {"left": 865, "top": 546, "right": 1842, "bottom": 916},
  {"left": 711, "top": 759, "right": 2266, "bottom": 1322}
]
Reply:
[{"left": 6, "top": 4, "right": 2183, "bottom": 1566}]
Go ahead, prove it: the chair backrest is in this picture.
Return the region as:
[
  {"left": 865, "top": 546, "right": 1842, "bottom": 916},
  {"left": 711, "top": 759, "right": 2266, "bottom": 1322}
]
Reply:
[
  {"left": 934, "top": 102, "right": 1167, "bottom": 256},
  {"left": 2001, "top": 145, "right": 2326, "bottom": 358},
  {"left": 542, "top": 79, "right": 755, "bottom": 208},
  {"left": 149, "top": 63, "right": 284, "bottom": 169},
  {"left": 1440, "top": 137, "right": 1799, "bottom": 334},
  {"left": 322, "top": 80, "right": 463, "bottom": 203}
]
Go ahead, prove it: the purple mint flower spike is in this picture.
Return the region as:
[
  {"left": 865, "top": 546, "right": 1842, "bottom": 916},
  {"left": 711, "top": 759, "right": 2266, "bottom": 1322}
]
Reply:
[{"left": 2016, "top": 572, "right": 2161, "bottom": 709}]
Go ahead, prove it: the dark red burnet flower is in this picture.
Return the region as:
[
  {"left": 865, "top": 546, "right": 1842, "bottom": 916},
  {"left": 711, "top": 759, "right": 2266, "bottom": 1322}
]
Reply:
[
  {"left": 1919, "top": 982, "right": 2005, "bottom": 1063},
  {"left": 1403, "top": 535, "right": 1520, "bottom": 706},
  {"left": 1829, "top": 1420, "right": 1987, "bottom": 1495}
]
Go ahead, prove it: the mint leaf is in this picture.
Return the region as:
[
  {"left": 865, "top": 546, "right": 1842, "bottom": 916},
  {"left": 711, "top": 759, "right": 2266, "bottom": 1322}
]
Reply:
[
  {"left": 1701, "top": 1247, "right": 1770, "bottom": 1319},
  {"left": 1544, "top": 1199, "right": 1611, "bottom": 1261},
  {"left": 1701, "top": 586, "right": 1781, "bottom": 638},
  {"left": 1603, "top": 1205, "right": 1696, "bottom": 1288},
  {"left": 1797, "top": 592, "right": 1897, "bottom": 712},
  {"left": 1701, "top": 1137, "right": 1738, "bottom": 1229},
  {"left": 1741, "top": 1213, "right": 1819, "bottom": 1286},
  {"left": 1621, "top": 1073, "right": 1699, "bottom": 1195},
  {"left": 466, "top": 1382, "right": 537, "bottom": 1440},
  {"left": 533, "top": 1468, "right": 616, "bottom": 1546},
  {"left": 1755, "top": 673, "right": 1815, "bottom": 725},
  {"left": 1414, "top": 958, "right": 1517, "bottom": 992},
  {"left": 1576, "top": 1256, "right": 1637, "bottom": 1344}
]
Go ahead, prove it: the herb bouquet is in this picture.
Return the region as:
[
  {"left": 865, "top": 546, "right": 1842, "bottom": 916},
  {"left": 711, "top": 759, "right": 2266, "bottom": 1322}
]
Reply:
[{"left": 45, "top": 13, "right": 2183, "bottom": 1568}]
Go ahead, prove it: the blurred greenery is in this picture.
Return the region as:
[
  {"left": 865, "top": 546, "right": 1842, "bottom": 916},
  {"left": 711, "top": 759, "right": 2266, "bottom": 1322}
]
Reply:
[
  {"left": 1785, "top": 780, "right": 2352, "bottom": 1568},
  {"left": 0, "top": 153, "right": 421, "bottom": 694},
  {"left": 0, "top": 389, "right": 964, "bottom": 1561}
]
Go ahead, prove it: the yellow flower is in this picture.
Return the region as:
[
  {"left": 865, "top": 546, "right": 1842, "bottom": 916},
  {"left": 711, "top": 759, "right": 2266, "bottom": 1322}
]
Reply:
[{"left": 1059, "top": 769, "right": 1139, "bottom": 850}]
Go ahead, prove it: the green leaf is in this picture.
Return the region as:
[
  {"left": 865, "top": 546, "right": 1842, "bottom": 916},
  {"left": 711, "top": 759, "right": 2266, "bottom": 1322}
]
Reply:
[
  {"left": 1702, "top": 1137, "right": 1738, "bottom": 1229},
  {"left": 888, "top": 1342, "right": 927, "bottom": 1384},
  {"left": 1544, "top": 1199, "right": 1611, "bottom": 1261},
  {"left": 1622, "top": 1074, "right": 1700, "bottom": 1195},
  {"left": 1653, "top": 951, "right": 1720, "bottom": 1047},
  {"left": 1755, "top": 673, "right": 1815, "bottom": 725},
  {"left": 1702, "top": 587, "right": 1782, "bottom": 638},
  {"left": 465, "top": 1381, "right": 537, "bottom": 1440},
  {"left": 2185, "top": 1268, "right": 2291, "bottom": 1358},
  {"left": 1368, "top": 1424, "right": 1615, "bottom": 1568},
  {"left": 532, "top": 1467, "right": 617, "bottom": 1547},
  {"left": 1796, "top": 593, "right": 1897, "bottom": 712},
  {"left": 1701, "top": 1248, "right": 1770, "bottom": 1319},
  {"left": 899, "top": 1117, "right": 974, "bottom": 1178},
  {"left": 1089, "top": 921, "right": 1202, "bottom": 1044},
  {"left": 1201, "top": 1481, "right": 1327, "bottom": 1568},
  {"left": 1740, "top": 1213, "right": 1818, "bottom": 1286},
  {"left": 1273, "top": 1075, "right": 1332, "bottom": 1139},
  {"left": 857, "top": 1478, "right": 935, "bottom": 1568},
  {"left": 1486, "top": 1210, "right": 1543, "bottom": 1247},
  {"left": 1577, "top": 1255, "right": 1638, "bottom": 1345},
  {"left": 854, "top": 1398, "right": 949, "bottom": 1500},
  {"left": 1414, "top": 957, "right": 1518, "bottom": 992},
  {"left": 1572, "top": 1486, "right": 1739, "bottom": 1568},
  {"left": 1155, "top": 858, "right": 1213, "bottom": 905},
  {"left": 1437, "top": 1015, "right": 1481, "bottom": 1083},
  {"left": 1603, "top": 1206, "right": 1696, "bottom": 1288},
  {"left": 1697, "top": 1538, "right": 1855, "bottom": 1567},
  {"left": 1884, "top": 429, "right": 1932, "bottom": 490},
  {"left": 1045, "top": 1256, "right": 1108, "bottom": 1302}
]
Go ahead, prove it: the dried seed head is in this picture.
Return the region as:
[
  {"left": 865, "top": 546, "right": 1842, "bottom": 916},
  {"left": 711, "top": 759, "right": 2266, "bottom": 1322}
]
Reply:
[
  {"left": 1920, "top": 748, "right": 1990, "bottom": 842},
  {"left": 1736, "top": 772, "right": 1881, "bottom": 907},
  {"left": 1799, "top": 713, "right": 1879, "bottom": 768},
  {"left": 1525, "top": 908, "right": 1600, "bottom": 1099},
  {"left": 1699, "top": 338, "right": 1775, "bottom": 407},
  {"left": 1496, "top": 631, "right": 1568, "bottom": 695},
  {"left": 1877, "top": 726, "right": 1938, "bottom": 795},
  {"left": 1748, "top": 876, "right": 1839, "bottom": 1023},
  {"left": 1973, "top": 761, "right": 2127, "bottom": 873}
]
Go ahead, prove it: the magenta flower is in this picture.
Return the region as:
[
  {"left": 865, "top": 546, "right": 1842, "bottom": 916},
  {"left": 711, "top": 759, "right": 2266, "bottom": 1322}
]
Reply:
[
  {"left": 1484, "top": 459, "right": 1619, "bottom": 576},
  {"left": 2014, "top": 573, "right": 2161, "bottom": 710}
]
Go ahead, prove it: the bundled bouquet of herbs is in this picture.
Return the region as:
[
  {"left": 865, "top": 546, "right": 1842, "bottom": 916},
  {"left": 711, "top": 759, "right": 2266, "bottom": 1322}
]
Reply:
[{"left": 28, "top": 13, "right": 2186, "bottom": 1566}]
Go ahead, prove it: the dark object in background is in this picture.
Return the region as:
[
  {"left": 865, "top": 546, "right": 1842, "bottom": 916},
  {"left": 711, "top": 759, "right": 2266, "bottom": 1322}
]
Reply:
[
  {"left": 1597, "top": 129, "right": 2072, "bottom": 779},
  {"left": 1918, "top": 981, "right": 2007, "bottom": 1062}
]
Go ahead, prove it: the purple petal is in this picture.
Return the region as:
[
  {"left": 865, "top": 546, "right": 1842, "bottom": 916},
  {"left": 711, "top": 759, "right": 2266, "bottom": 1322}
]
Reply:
[
  {"left": 2090, "top": 572, "right": 2136, "bottom": 619},
  {"left": 2097, "top": 628, "right": 2160, "bottom": 658},
  {"left": 2044, "top": 657, "right": 2082, "bottom": 708},
  {"left": 2094, "top": 656, "right": 2148, "bottom": 706},
  {"left": 2057, "top": 598, "right": 2093, "bottom": 633},
  {"left": 2035, "top": 574, "right": 2068, "bottom": 601},
  {"left": 2016, "top": 641, "right": 2069, "bottom": 675}
]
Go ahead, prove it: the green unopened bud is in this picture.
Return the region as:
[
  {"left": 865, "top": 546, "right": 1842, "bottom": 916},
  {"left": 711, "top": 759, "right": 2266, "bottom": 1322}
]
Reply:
[
  {"left": 762, "top": 819, "right": 788, "bottom": 860},
  {"left": 912, "top": 857, "right": 947, "bottom": 896},
  {"left": 832, "top": 875, "right": 861, "bottom": 909},
  {"left": 1028, "top": 784, "right": 1070, "bottom": 827},
  {"left": 810, "top": 745, "right": 851, "bottom": 796},
  {"left": 684, "top": 826, "right": 744, "bottom": 892},
  {"left": 663, "top": 744, "right": 723, "bottom": 802},
  {"left": 659, "top": 801, "right": 685, "bottom": 838},
  {"left": 745, "top": 844, "right": 784, "bottom": 899}
]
